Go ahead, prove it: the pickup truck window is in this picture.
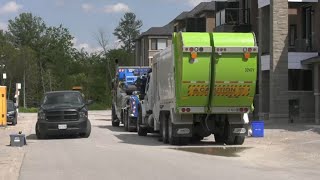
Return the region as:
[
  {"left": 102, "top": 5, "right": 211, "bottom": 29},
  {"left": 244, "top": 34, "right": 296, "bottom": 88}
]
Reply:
[
  {"left": 7, "top": 102, "right": 15, "bottom": 111},
  {"left": 43, "top": 92, "right": 84, "bottom": 105}
]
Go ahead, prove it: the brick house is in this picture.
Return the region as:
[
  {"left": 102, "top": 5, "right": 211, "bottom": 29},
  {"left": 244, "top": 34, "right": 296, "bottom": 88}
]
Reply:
[{"left": 215, "top": 0, "right": 320, "bottom": 123}]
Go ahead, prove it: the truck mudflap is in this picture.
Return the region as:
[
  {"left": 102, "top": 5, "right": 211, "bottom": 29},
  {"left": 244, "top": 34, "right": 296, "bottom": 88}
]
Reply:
[
  {"left": 171, "top": 123, "right": 193, "bottom": 137},
  {"left": 227, "top": 124, "right": 248, "bottom": 137}
]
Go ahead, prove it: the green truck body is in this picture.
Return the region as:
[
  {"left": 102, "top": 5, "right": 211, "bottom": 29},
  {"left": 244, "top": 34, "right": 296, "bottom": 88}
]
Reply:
[
  {"left": 174, "top": 32, "right": 257, "bottom": 111},
  {"left": 138, "top": 32, "right": 258, "bottom": 145}
]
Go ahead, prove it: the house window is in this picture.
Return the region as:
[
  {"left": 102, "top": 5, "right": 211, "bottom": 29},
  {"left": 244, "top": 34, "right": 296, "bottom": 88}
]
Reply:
[
  {"left": 151, "top": 39, "right": 157, "bottom": 50},
  {"left": 289, "top": 69, "right": 313, "bottom": 91},
  {"left": 157, "top": 39, "right": 167, "bottom": 50},
  {"left": 302, "top": 6, "right": 313, "bottom": 50},
  {"left": 289, "top": 25, "right": 297, "bottom": 46},
  {"left": 150, "top": 39, "right": 167, "bottom": 50}
]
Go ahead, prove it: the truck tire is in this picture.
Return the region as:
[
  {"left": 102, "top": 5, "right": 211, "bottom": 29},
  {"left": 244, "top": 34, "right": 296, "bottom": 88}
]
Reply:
[
  {"left": 214, "top": 134, "right": 225, "bottom": 144},
  {"left": 112, "top": 105, "right": 120, "bottom": 127},
  {"left": 223, "top": 122, "right": 245, "bottom": 145},
  {"left": 223, "top": 122, "right": 235, "bottom": 145},
  {"left": 161, "top": 114, "right": 168, "bottom": 144},
  {"left": 234, "top": 136, "right": 245, "bottom": 145},
  {"left": 191, "top": 135, "right": 204, "bottom": 142},
  {"left": 80, "top": 120, "right": 91, "bottom": 138},
  {"left": 35, "top": 122, "right": 47, "bottom": 139},
  {"left": 168, "top": 115, "right": 189, "bottom": 146},
  {"left": 127, "top": 117, "right": 136, "bottom": 132},
  {"left": 137, "top": 106, "right": 147, "bottom": 136},
  {"left": 12, "top": 117, "right": 17, "bottom": 125},
  {"left": 124, "top": 110, "right": 129, "bottom": 131}
]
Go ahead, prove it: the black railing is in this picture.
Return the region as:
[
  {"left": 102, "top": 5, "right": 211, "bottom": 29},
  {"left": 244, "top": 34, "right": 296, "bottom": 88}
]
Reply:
[{"left": 215, "top": 8, "right": 251, "bottom": 27}]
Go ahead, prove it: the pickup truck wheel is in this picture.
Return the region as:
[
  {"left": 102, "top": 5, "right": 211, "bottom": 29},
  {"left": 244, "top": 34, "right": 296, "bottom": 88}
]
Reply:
[
  {"left": 80, "top": 120, "right": 91, "bottom": 138},
  {"left": 12, "top": 117, "right": 17, "bottom": 125},
  {"left": 35, "top": 122, "right": 46, "bottom": 139}
]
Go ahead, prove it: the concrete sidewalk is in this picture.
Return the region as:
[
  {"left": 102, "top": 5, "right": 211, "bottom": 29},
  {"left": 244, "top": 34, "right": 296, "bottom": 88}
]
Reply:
[
  {"left": 0, "top": 114, "right": 36, "bottom": 180},
  {"left": 242, "top": 122, "right": 320, "bottom": 169}
]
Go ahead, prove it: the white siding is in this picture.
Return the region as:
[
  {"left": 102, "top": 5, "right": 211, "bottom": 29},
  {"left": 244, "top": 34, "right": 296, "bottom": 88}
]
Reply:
[{"left": 261, "top": 52, "right": 319, "bottom": 70}]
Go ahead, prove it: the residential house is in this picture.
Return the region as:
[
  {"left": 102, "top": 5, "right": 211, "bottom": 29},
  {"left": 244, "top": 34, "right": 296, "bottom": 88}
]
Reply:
[
  {"left": 134, "top": 1, "right": 217, "bottom": 66},
  {"left": 173, "top": 1, "right": 216, "bottom": 32},
  {"left": 134, "top": 23, "right": 173, "bottom": 66},
  {"left": 215, "top": 0, "right": 320, "bottom": 123}
]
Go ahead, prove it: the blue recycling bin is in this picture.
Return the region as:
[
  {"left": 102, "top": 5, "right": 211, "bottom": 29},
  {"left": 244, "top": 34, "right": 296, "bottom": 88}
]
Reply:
[{"left": 251, "top": 121, "right": 264, "bottom": 137}]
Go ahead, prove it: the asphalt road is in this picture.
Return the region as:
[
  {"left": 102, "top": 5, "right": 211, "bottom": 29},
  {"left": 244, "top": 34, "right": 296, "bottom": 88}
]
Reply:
[{"left": 18, "top": 111, "right": 318, "bottom": 180}]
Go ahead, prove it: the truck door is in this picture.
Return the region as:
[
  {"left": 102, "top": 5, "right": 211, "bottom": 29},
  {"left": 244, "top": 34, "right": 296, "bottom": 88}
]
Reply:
[
  {"left": 210, "top": 33, "right": 258, "bottom": 112},
  {"left": 176, "top": 32, "right": 213, "bottom": 109}
]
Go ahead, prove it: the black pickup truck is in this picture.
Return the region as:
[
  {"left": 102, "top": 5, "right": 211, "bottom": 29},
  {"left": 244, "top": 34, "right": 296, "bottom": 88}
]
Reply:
[{"left": 35, "top": 91, "right": 93, "bottom": 139}]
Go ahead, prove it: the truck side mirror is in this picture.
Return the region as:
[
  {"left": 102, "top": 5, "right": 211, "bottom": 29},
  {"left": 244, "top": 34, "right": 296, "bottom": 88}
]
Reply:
[
  {"left": 132, "top": 91, "right": 140, "bottom": 96},
  {"left": 86, "top": 100, "right": 94, "bottom": 105}
]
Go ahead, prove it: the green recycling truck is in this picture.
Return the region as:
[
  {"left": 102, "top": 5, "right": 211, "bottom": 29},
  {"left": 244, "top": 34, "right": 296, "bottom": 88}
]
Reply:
[{"left": 136, "top": 32, "right": 258, "bottom": 145}]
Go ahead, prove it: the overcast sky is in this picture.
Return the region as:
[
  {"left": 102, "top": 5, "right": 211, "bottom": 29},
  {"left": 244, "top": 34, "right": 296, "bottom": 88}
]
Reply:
[{"left": 0, "top": 0, "right": 211, "bottom": 53}]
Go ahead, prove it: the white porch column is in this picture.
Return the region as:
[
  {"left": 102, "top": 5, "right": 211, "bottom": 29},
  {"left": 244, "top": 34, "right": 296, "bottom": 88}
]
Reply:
[{"left": 314, "top": 63, "right": 320, "bottom": 124}]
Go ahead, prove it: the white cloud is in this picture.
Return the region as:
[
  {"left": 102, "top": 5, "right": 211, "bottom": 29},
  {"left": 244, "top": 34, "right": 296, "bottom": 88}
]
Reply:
[
  {"left": 187, "top": 0, "right": 211, "bottom": 7},
  {"left": 172, "top": 0, "right": 226, "bottom": 7},
  {"left": 81, "top": 3, "right": 94, "bottom": 13},
  {"left": 103, "top": 3, "right": 130, "bottom": 13},
  {"left": 0, "top": 22, "right": 7, "bottom": 31},
  {"left": 55, "top": 0, "right": 65, "bottom": 7},
  {"left": 0, "top": 1, "right": 23, "bottom": 14},
  {"left": 72, "top": 38, "right": 103, "bottom": 54}
]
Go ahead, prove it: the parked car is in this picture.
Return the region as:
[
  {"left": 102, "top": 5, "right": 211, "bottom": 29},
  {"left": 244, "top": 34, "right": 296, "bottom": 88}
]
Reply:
[
  {"left": 35, "top": 91, "right": 93, "bottom": 139},
  {"left": 7, "top": 100, "right": 17, "bottom": 125}
]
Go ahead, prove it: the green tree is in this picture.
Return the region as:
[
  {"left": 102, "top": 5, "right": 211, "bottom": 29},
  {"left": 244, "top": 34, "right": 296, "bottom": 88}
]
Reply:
[
  {"left": 7, "top": 13, "right": 46, "bottom": 49},
  {"left": 6, "top": 12, "right": 76, "bottom": 107},
  {"left": 113, "top": 12, "right": 142, "bottom": 53}
]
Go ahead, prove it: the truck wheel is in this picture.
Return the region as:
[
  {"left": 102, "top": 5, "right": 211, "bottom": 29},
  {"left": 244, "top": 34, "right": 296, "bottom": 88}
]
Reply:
[
  {"left": 112, "top": 104, "right": 120, "bottom": 127},
  {"left": 80, "top": 120, "right": 91, "bottom": 138},
  {"left": 35, "top": 122, "right": 46, "bottom": 139},
  {"left": 12, "top": 117, "right": 17, "bottom": 125},
  {"left": 214, "top": 134, "right": 225, "bottom": 144},
  {"left": 112, "top": 121, "right": 120, "bottom": 127},
  {"left": 124, "top": 110, "right": 129, "bottom": 131},
  {"left": 191, "top": 135, "right": 204, "bottom": 142},
  {"left": 161, "top": 114, "right": 168, "bottom": 144},
  {"left": 234, "top": 136, "right": 245, "bottom": 145},
  {"left": 137, "top": 120, "right": 147, "bottom": 136},
  {"left": 168, "top": 116, "right": 189, "bottom": 146},
  {"left": 137, "top": 106, "right": 147, "bottom": 136},
  {"left": 223, "top": 122, "right": 237, "bottom": 145},
  {"left": 127, "top": 117, "right": 136, "bottom": 132}
]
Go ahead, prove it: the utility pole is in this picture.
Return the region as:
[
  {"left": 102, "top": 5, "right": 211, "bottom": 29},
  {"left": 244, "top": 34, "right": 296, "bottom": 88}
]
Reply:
[{"left": 23, "top": 70, "right": 26, "bottom": 108}]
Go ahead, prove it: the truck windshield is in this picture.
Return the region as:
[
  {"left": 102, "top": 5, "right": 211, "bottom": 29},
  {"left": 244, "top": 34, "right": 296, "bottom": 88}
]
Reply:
[
  {"left": 7, "top": 102, "right": 14, "bottom": 111},
  {"left": 43, "top": 92, "right": 84, "bottom": 105}
]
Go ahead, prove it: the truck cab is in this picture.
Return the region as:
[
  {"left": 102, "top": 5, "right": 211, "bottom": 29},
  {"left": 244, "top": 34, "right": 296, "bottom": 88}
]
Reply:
[
  {"left": 111, "top": 66, "right": 151, "bottom": 131},
  {"left": 35, "top": 91, "right": 93, "bottom": 139}
]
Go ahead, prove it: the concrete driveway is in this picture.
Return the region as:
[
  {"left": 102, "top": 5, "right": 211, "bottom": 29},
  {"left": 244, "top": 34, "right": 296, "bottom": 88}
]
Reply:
[{"left": 1, "top": 111, "right": 320, "bottom": 180}]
